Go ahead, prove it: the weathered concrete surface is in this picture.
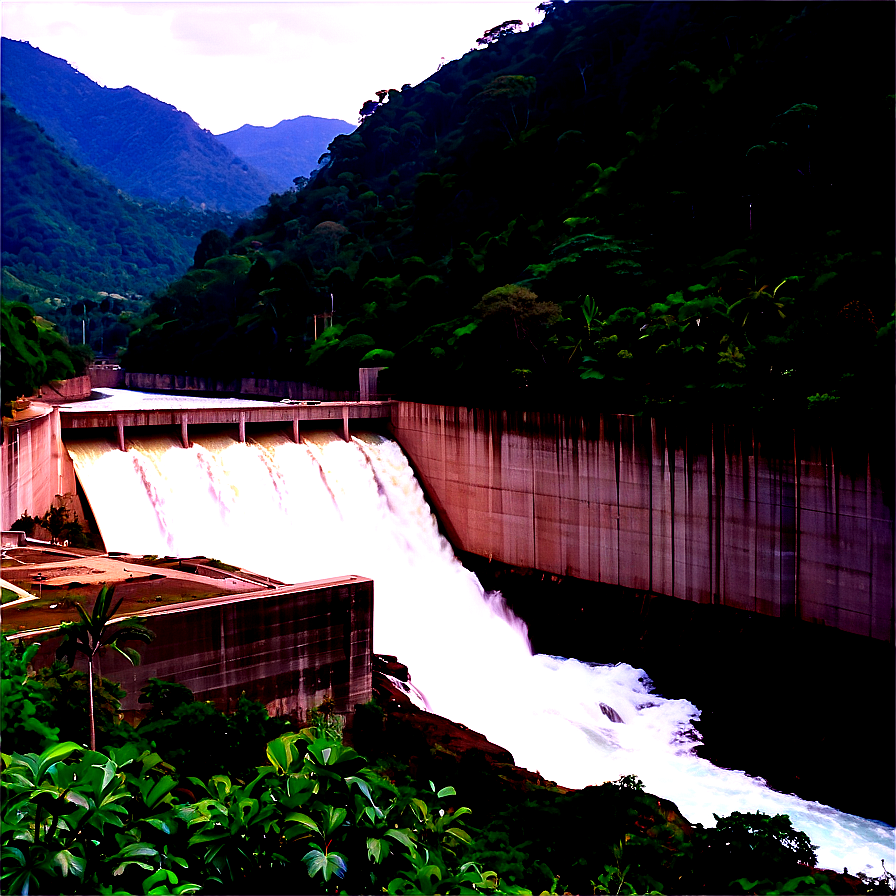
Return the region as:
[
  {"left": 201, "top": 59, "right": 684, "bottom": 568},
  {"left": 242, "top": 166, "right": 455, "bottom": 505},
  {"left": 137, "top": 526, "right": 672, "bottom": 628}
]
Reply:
[
  {"left": 38, "top": 376, "right": 92, "bottom": 403},
  {"left": 391, "top": 403, "right": 894, "bottom": 641},
  {"left": 107, "top": 371, "right": 359, "bottom": 402},
  {"left": 359, "top": 367, "right": 387, "bottom": 401},
  {"left": 1, "top": 406, "right": 84, "bottom": 530},
  {"left": 16, "top": 575, "right": 373, "bottom": 719}
]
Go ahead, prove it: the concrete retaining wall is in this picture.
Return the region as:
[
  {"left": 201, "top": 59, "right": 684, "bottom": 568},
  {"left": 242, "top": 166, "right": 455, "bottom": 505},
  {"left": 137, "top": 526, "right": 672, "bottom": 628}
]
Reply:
[
  {"left": 24, "top": 577, "right": 374, "bottom": 720},
  {"left": 1, "top": 407, "right": 83, "bottom": 530},
  {"left": 89, "top": 367, "right": 126, "bottom": 389},
  {"left": 39, "top": 376, "right": 92, "bottom": 403},
  {"left": 391, "top": 403, "right": 894, "bottom": 641}
]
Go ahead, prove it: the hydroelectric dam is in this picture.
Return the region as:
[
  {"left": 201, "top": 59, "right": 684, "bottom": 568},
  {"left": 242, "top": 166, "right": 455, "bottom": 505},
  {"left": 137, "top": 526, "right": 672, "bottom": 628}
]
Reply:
[
  {"left": 1, "top": 384, "right": 894, "bottom": 874},
  {"left": 4, "top": 389, "right": 892, "bottom": 641}
]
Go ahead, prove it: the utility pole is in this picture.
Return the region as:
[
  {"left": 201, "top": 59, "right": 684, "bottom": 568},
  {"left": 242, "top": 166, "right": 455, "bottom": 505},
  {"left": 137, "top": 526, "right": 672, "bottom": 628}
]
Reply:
[{"left": 313, "top": 293, "right": 336, "bottom": 341}]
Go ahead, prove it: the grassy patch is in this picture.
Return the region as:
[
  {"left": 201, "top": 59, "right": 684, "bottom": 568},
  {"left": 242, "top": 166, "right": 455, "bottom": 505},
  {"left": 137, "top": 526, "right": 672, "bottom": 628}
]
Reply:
[{"left": 1, "top": 587, "right": 30, "bottom": 605}]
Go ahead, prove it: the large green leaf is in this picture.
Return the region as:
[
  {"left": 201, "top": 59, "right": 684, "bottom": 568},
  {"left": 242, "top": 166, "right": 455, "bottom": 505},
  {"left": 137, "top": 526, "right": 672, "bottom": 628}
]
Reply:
[
  {"left": 50, "top": 849, "right": 86, "bottom": 879},
  {"left": 283, "top": 812, "right": 320, "bottom": 836},
  {"left": 302, "top": 847, "right": 347, "bottom": 882},
  {"left": 445, "top": 826, "right": 473, "bottom": 844},
  {"left": 345, "top": 774, "right": 383, "bottom": 816},
  {"left": 142, "top": 774, "right": 177, "bottom": 809},
  {"left": 36, "top": 741, "right": 81, "bottom": 781},
  {"left": 322, "top": 805, "right": 347, "bottom": 836},
  {"left": 367, "top": 836, "right": 390, "bottom": 863},
  {"left": 266, "top": 734, "right": 303, "bottom": 774},
  {"left": 386, "top": 828, "right": 417, "bottom": 851}
]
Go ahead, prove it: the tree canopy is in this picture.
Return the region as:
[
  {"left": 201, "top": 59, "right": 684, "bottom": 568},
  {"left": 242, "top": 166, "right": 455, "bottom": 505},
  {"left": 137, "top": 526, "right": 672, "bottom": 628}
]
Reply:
[
  {"left": 1, "top": 300, "right": 90, "bottom": 414},
  {"left": 113, "top": 1, "right": 892, "bottom": 428}
]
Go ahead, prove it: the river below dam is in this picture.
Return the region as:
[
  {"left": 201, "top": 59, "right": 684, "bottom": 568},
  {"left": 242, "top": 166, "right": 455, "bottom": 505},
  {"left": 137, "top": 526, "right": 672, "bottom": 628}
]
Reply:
[
  {"left": 63, "top": 393, "right": 895, "bottom": 876},
  {"left": 464, "top": 553, "right": 895, "bottom": 828}
]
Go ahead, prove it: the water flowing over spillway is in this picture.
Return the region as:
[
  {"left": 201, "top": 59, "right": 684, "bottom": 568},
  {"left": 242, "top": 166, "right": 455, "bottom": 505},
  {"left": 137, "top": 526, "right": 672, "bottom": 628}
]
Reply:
[{"left": 67, "top": 425, "right": 895, "bottom": 875}]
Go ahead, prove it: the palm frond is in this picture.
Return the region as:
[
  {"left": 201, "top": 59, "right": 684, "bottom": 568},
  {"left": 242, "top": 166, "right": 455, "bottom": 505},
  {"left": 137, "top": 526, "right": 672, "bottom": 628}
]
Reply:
[{"left": 107, "top": 644, "right": 143, "bottom": 667}]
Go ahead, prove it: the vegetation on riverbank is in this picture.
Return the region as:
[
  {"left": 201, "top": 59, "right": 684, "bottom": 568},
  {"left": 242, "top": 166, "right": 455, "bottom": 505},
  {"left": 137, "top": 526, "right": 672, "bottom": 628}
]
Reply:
[{"left": 3, "top": 634, "right": 893, "bottom": 895}]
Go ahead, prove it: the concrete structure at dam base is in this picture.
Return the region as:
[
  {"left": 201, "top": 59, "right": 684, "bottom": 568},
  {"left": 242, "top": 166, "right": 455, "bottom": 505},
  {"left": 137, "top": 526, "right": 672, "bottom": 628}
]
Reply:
[{"left": 2, "top": 545, "right": 373, "bottom": 723}]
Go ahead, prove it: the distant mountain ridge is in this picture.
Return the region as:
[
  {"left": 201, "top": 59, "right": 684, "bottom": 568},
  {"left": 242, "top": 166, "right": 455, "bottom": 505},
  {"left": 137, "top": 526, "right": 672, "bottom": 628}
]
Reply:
[
  {"left": 1, "top": 95, "right": 254, "bottom": 355},
  {"left": 0, "top": 37, "right": 274, "bottom": 213},
  {"left": 216, "top": 116, "right": 356, "bottom": 193}
]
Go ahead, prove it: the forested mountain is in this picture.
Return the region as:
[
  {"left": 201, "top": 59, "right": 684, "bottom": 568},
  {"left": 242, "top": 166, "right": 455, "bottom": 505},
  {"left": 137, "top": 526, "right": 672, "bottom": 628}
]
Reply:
[
  {"left": 124, "top": 1, "right": 893, "bottom": 430},
  {"left": 216, "top": 116, "right": 356, "bottom": 193},
  {"left": 1, "top": 38, "right": 274, "bottom": 213},
  {"left": 1, "top": 100, "right": 242, "bottom": 352}
]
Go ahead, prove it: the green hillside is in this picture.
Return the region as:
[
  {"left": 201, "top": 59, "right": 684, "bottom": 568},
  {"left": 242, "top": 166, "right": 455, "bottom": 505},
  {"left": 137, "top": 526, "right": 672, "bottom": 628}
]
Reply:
[
  {"left": 1, "top": 299, "right": 91, "bottom": 412},
  {"left": 0, "top": 100, "right": 243, "bottom": 353},
  {"left": 124, "top": 1, "right": 893, "bottom": 428},
  {"left": 1, "top": 37, "right": 274, "bottom": 213}
]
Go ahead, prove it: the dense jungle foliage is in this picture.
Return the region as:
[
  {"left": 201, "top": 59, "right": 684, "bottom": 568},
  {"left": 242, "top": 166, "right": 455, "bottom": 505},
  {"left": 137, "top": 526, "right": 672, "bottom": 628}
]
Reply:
[
  {"left": 6, "top": 632, "right": 890, "bottom": 896},
  {"left": 124, "top": 1, "right": 894, "bottom": 429},
  {"left": 1, "top": 300, "right": 91, "bottom": 412},
  {"left": 0, "top": 99, "right": 251, "bottom": 356},
  {"left": 1, "top": 38, "right": 274, "bottom": 212}
]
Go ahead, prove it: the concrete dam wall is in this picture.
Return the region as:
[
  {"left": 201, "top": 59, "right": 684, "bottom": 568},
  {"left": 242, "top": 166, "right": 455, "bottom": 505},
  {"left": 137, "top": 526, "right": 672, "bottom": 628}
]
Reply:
[
  {"left": 391, "top": 403, "right": 894, "bottom": 641},
  {"left": 5, "top": 392, "right": 892, "bottom": 641}
]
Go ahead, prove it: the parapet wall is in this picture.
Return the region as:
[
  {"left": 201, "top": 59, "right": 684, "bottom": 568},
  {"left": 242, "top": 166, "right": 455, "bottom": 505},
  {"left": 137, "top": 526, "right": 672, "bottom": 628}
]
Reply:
[{"left": 392, "top": 403, "right": 894, "bottom": 640}]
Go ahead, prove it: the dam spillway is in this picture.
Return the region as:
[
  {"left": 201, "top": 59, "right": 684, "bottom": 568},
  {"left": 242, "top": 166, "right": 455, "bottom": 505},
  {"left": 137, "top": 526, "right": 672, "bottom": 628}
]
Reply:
[
  {"left": 58, "top": 391, "right": 393, "bottom": 448},
  {"left": 60, "top": 401, "right": 895, "bottom": 876}
]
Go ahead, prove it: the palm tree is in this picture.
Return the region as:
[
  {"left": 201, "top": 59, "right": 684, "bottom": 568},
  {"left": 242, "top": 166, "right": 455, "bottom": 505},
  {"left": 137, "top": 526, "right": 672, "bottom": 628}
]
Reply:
[{"left": 55, "top": 585, "right": 154, "bottom": 750}]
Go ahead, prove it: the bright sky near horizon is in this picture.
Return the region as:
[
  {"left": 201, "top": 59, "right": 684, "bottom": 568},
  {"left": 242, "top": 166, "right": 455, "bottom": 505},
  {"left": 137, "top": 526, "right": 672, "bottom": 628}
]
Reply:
[{"left": 1, "top": 0, "right": 545, "bottom": 135}]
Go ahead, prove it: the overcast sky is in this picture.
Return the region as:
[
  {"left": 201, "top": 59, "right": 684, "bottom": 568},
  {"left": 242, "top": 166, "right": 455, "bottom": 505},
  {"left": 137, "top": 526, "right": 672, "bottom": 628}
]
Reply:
[{"left": 1, "top": 1, "right": 545, "bottom": 134}]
